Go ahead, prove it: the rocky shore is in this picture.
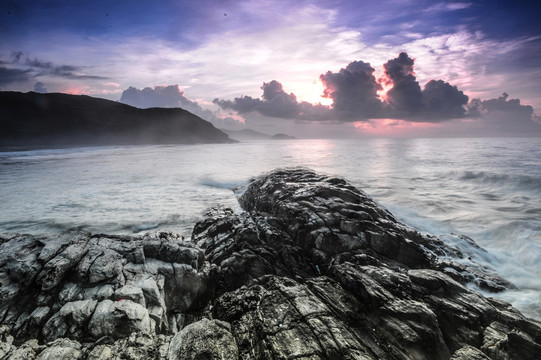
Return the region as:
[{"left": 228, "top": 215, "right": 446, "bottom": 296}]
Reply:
[{"left": 1, "top": 168, "right": 540, "bottom": 359}]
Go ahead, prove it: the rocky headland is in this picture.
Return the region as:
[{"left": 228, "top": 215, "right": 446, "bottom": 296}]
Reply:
[
  {"left": 0, "top": 91, "right": 234, "bottom": 150},
  {"left": 1, "top": 168, "right": 540, "bottom": 359}
]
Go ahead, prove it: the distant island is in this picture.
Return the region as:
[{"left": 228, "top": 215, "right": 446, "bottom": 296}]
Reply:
[
  {"left": 221, "top": 128, "right": 297, "bottom": 141},
  {"left": 270, "top": 133, "right": 296, "bottom": 140},
  {"left": 0, "top": 91, "right": 235, "bottom": 150}
]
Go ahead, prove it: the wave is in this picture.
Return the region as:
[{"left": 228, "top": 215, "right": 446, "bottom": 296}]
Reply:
[
  {"left": 129, "top": 223, "right": 160, "bottom": 233},
  {"left": 198, "top": 176, "right": 245, "bottom": 190},
  {"left": 458, "top": 170, "right": 541, "bottom": 193}
]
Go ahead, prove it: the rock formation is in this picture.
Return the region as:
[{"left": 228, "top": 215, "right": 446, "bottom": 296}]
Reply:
[{"left": 1, "top": 168, "right": 540, "bottom": 359}]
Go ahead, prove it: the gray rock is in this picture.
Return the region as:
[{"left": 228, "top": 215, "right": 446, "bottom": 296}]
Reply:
[
  {"left": 0, "top": 235, "right": 44, "bottom": 289},
  {"left": 42, "top": 300, "right": 97, "bottom": 341},
  {"left": 14, "top": 306, "right": 50, "bottom": 338},
  {"left": 36, "top": 236, "right": 90, "bottom": 291},
  {"left": 114, "top": 284, "right": 146, "bottom": 307},
  {"left": 36, "top": 338, "right": 81, "bottom": 360},
  {"left": 7, "top": 339, "right": 41, "bottom": 360},
  {"left": 86, "top": 345, "right": 113, "bottom": 360},
  {"left": 77, "top": 248, "right": 124, "bottom": 284},
  {"left": 0, "top": 324, "right": 15, "bottom": 359},
  {"left": 2, "top": 168, "right": 541, "bottom": 359},
  {"left": 451, "top": 345, "right": 491, "bottom": 359},
  {"left": 88, "top": 299, "right": 151, "bottom": 338},
  {"left": 168, "top": 318, "right": 238, "bottom": 360}
]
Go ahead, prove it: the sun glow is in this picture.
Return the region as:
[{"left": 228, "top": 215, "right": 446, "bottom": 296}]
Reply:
[
  {"left": 353, "top": 119, "right": 443, "bottom": 137},
  {"left": 289, "top": 79, "right": 333, "bottom": 106},
  {"left": 377, "top": 77, "right": 393, "bottom": 102}
]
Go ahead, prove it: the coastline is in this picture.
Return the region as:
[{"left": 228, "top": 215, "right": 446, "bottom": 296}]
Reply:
[{"left": 1, "top": 168, "right": 540, "bottom": 359}]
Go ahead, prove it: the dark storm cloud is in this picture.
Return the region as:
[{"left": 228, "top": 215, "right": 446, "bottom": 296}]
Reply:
[
  {"left": 214, "top": 81, "right": 308, "bottom": 119},
  {"left": 23, "top": 57, "right": 108, "bottom": 80},
  {"left": 213, "top": 52, "right": 538, "bottom": 129},
  {"left": 318, "top": 54, "right": 467, "bottom": 121},
  {"left": 383, "top": 52, "right": 423, "bottom": 115},
  {"left": 213, "top": 96, "right": 260, "bottom": 114},
  {"left": 0, "top": 66, "right": 32, "bottom": 85},
  {"left": 33, "top": 81, "right": 47, "bottom": 93},
  {"left": 258, "top": 81, "right": 301, "bottom": 118},
  {"left": 379, "top": 52, "right": 469, "bottom": 121},
  {"left": 320, "top": 60, "right": 383, "bottom": 118},
  {"left": 214, "top": 53, "right": 472, "bottom": 122},
  {"left": 421, "top": 80, "right": 469, "bottom": 119},
  {"left": 2, "top": 52, "right": 109, "bottom": 81},
  {"left": 467, "top": 93, "right": 541, "bottom": 134}
]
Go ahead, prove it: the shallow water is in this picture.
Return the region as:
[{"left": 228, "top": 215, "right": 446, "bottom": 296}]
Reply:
[{"left": 1, "top": 138, "right": 540, "bottom": 319}]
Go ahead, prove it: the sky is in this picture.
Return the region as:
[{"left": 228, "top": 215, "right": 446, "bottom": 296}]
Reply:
[{"left": 1, "top": 0, "right": 541, "bottom": 138}]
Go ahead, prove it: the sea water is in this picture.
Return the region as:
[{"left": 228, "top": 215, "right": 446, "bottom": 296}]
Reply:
[{"left": 1, "top": 138, "right": 540, "bottom": 320}]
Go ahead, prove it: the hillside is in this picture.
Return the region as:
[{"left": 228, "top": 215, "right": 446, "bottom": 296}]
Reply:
[{"left": 0, "top": 91, "right": 235, "bottom": 149}]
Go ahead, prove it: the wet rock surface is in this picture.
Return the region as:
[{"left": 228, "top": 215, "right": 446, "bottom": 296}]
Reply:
[{"left": 1, "top": 168, "right": 540, "bottom": 359}]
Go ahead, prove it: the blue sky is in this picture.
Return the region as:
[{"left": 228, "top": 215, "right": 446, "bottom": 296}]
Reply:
[{"left": 1, "top": 0, "right": 540, "bottom": 137}]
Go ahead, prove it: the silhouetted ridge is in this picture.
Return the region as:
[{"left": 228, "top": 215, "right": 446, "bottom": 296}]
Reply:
[{"left": 0, "top": 91, "right": 234, "bottom": 149}]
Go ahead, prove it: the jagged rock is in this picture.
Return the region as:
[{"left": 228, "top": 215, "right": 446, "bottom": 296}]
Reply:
[
  {"left": 168, "top": 318, "right": 238, "bottom": 360},
  {"left": 114, "top": 284, "right": 146, "bottom": 306},
  {"left": 199, "top": 168, "right": 541, "bottom": 359},
  {"left": 77, "top": 248, "right": 124, "bottom": 285},
  {"left": 88, "top": 299, "right": 151, "bottom": 338},
  {"left": 1, "top": 168, "right": 541, "bottom": 359},
  {"left": 0, "top": 325, "right": 15, "bottom": 359},
  {"left": 0, "top": 230, "right": 212, "bottom": 346},
  {"left": 86, "top": 332, "right": 171, "bottom": 360},
  {"left": 452, "top": 345, "right": 491, "bottom": 360},
  {"left": 7, "top": 339, "right": 41, "bottom": 360},
  {"left": 36, "top": 338, "right": 81, "bottom": 360},
  {"left": 42, "top": 300, "right": 97, "bottom": 341}
]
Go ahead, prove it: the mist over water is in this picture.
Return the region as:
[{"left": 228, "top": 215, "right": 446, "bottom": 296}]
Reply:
[{"left": 1, "top": 138, "right": 540, "bottom": 319}]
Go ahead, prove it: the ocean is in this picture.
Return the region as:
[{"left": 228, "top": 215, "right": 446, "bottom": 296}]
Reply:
[{"left": 1, "top": 138, "right": 540, "bottom": 320}]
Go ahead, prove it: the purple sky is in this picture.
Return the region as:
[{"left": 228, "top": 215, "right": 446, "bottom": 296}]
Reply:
[{"left": 1, "top": 0, "right": 540, "bottom": 137}]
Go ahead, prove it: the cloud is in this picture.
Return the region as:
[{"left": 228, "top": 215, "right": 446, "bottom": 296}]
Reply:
[
  {"left": 422, "top": 80, "right": 469, "bottom": 119},
  {"left": 380, "top": 52, "right": 469, "bottom": 121},
  {"left": 214, "top": 80, "right": 337, "bottom": 122},
  {"left": 0, "top": 66, "right": 32, "bottom": 85},
  {"left": 4, "top": 51, "right": 109, "bottom": 81},
  {"left": 214, "top": 52, "right": 470, "bottom": 122},
  {"left": 10, "top": 51, "right": 24, "bottom": 63},
  {"left": 383, "top": 52, "right": 424, "bottom": 116},
  {"left": 320, "top": 60, "right": 383, "bottom": 119},
  {"left": 213, "top": 81, "right": 303, "bottom": 118},
  {"left": 23, "top": 57, "right": 108, "bottom": 80},
  {"left": 119, "top": 84, "right": 244, "bottom": 129},
  {"left": 467, "top": 93, "right": 541, "bottom": 134},
  {"left": 120, "top": 85, "right": 192, "bottom": 108},
  {"left": 425, "top": 2, "right": 473, "bottom": 13},
  {"left": 33, "top": 81, "right": 47, "bottom": 93}
]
